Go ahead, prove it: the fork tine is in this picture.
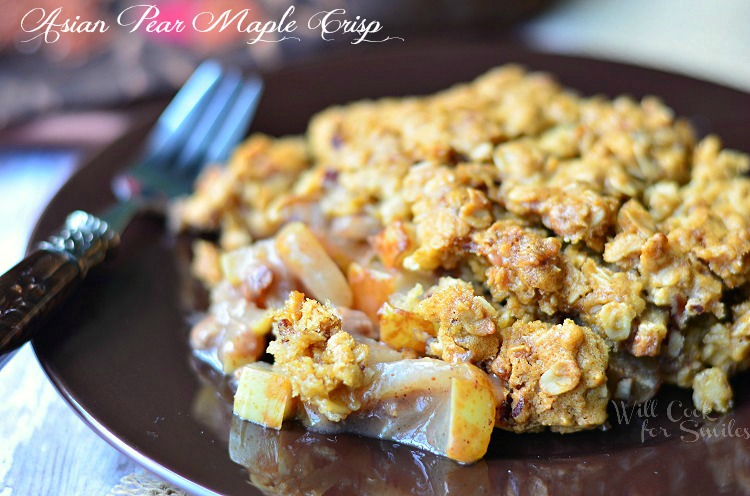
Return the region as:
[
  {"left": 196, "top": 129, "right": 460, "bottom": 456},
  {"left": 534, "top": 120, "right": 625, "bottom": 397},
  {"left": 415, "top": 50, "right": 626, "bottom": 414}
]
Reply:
[
  {"left": 173, "top": 70, "right": 243, "bottom": 171},
  {"left": 113, "top": 64, "right": 264, "bottom": 206},
  {"left": 146, "top": 60, "right": 224, "bottom": 161},
  {"left": 203, "top": 76, "right": 264, "bottom": 167}
]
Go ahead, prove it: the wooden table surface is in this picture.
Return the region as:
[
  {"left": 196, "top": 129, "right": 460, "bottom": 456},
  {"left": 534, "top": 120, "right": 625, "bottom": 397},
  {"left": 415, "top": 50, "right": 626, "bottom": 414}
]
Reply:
[
  {"left": 0, "top": 346, "right": 140, "bottom": 495},
  {"left": 0, "top": 112, "right": 150, "bottom": 496},
  {"left": 1, "top": 1, "right": 749, "bottom": 495}
]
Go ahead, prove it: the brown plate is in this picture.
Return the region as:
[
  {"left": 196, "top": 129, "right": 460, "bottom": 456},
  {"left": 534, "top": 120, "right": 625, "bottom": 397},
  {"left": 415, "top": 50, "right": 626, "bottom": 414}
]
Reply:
[{"left": 30, "top": 42, "right": 750, "bottom": 495}]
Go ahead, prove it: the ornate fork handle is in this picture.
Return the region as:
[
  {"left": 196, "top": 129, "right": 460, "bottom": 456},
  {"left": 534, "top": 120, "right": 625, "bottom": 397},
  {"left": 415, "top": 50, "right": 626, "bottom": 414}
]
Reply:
[{"left": 0, "top": 211, "right": 119, "bottom": 368}]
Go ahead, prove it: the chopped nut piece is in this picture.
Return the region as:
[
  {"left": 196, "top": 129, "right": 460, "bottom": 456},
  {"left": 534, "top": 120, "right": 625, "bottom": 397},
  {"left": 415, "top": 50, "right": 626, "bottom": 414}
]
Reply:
[
  {"left": 539, "top": 360, "right": 581, "bottom": 396},
  {"left": 630, "top": 306, "right": 669, "bottom": 356}
]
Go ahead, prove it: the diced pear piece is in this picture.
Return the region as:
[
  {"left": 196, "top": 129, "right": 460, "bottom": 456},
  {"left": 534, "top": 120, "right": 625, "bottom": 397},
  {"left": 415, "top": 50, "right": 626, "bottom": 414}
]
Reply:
[
  {"left": 445, "top": 364, "right": 497, "bottom": 464},
  {"left": 302, "top": 358, "right": 497, "bottom": 464},
  {"left": 215, "top": 304, "right": 271, "bottom": 373},
  {"left": 275, "top": 222, "right": 353, "bottom": 307},
  {"left": 221, "top": 246, "right": 265, "bottom": 286},
  {"left": 353, "top": 336, "right": 406, "bottom": 365},
  {"left": 377, "top": 302, "right": 435, "bottom": 353},
  {"left": 347, "top": 262, "right": 395, "bottom": 322},
  {"left": 234, "top": 363, "right": 296, "bottom": 429},
  {"left": 191, "top": 240, "right": 222, "bottom": 286}
]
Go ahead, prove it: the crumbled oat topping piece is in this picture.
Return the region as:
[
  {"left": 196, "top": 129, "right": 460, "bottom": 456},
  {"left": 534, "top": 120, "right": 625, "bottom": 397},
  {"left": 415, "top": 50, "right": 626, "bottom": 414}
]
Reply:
[
  {"left": 404, "top": 186, "right": 493, "bottom": 271},
  {"left": 267, "top": 291, "right": 369, "bottom": 422},
  {"left": 411, "top": 278, "right": 500, "bottom": 365},
  {"left": 473, "top": 220, "right": 563, "bottom": 314},
  {"left": 491, "top": 320, "right": 609, "bottom": 432},
  {"left": 502, "top": 182, "right": 619, "bottom": 251},
  {"left": 692, "top": 368, "right": 733, "bottom": 414}
]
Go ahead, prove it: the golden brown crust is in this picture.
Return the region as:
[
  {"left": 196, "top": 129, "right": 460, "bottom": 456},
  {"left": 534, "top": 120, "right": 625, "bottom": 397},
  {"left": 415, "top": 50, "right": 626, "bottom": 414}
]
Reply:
[
  {"left": 179, "top": 65, "right": 750, "bottom": 438},
  {"left": 473, "top": 220, "right": 563, "bottom": 314},
  {"left": 502, "top": 183, "right": 619, "bottom": 251}
]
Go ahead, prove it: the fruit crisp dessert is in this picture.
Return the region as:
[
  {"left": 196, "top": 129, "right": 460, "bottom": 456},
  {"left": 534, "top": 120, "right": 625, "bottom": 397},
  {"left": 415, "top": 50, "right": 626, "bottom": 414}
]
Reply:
[{"left": 172, "top": 65, "right": 750, "bottom": 463}]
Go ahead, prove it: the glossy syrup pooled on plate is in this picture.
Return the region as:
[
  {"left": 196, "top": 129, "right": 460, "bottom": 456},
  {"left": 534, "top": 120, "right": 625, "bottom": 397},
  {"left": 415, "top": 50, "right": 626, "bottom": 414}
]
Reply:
[{"left": 172, "top": 65, "right": 750, "bottom": 464}]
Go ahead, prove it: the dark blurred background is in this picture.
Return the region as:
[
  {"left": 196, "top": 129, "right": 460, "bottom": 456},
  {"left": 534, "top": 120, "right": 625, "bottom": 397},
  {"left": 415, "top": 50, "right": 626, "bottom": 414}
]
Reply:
[{"left": 0, "top": 0, "right": 553, "bottom": 128}]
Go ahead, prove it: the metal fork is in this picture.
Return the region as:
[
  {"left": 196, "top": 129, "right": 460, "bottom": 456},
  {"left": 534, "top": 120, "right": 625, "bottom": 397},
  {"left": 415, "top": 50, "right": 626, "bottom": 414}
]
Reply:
[{"left": 0, "top": 61, "right": 264, "bottom": 369}]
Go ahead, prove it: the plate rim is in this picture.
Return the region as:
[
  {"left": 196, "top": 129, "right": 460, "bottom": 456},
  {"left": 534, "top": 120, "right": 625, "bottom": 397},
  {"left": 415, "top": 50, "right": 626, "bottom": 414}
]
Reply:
[{"left": 27, "top": 41, "right": 750, "bottom": 495}]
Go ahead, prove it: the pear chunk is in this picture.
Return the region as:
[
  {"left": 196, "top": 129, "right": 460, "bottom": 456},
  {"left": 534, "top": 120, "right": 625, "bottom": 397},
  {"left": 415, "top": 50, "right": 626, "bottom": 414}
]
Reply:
[
  {"left": 303, "top": 358, "right": 497, "bottom": 464},
  {"left": 233, "top": 363, "right": 296, "bottom": 429}
]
